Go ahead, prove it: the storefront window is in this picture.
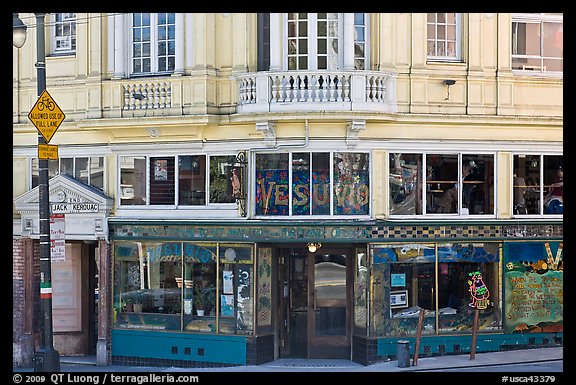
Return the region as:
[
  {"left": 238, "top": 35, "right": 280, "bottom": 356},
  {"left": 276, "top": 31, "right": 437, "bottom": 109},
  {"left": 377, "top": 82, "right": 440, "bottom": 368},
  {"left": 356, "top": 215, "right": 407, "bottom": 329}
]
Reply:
[
  {"left": 113, "top": 241, "right": 182, "bottom": 331},
  {"left": 113, "top": 241, "right": 254, "bottom": 335},
  {"left": 218, "top": 244, "right": 254, "bottom": 334},
  {"left": 436, "top": 243, "right": 501, "bottom": 333},
  {"left": 182, "top": 243, "right": 217, "bottom": 333},
  {"left": 370, "top": 242, "right": 502, "bottom": 337},
  {"left": 513, "top": 154, "right": 563, "bottom": 215}
]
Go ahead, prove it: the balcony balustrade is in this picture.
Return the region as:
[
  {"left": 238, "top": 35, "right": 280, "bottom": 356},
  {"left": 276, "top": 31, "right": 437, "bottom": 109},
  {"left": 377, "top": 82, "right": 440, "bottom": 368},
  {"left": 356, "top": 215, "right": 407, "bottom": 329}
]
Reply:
[{"left": 235, "top": 70, "right": 397, "bottom": 113}]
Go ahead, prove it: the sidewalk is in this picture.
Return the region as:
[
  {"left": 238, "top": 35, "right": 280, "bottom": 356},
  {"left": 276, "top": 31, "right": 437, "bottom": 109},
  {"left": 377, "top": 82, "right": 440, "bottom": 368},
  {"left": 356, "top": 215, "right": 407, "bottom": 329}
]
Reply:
[{"left": 14, "top": 346, "right": 563, "bottom": 373}]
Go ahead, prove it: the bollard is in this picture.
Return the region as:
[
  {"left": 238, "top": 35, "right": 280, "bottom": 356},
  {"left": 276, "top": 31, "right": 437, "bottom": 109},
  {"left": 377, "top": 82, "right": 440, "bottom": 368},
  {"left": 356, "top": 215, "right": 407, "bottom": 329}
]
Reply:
[{"left": 397, "top": 340, "right": 411, "bottom": 368}]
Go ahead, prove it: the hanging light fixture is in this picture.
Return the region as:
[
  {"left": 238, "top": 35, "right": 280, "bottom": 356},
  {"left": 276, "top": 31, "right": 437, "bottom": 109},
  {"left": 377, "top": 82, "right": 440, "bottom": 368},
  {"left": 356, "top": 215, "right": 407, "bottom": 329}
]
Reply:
[{"left": 307, "top": 242, "right": 321, "bottom": 253}]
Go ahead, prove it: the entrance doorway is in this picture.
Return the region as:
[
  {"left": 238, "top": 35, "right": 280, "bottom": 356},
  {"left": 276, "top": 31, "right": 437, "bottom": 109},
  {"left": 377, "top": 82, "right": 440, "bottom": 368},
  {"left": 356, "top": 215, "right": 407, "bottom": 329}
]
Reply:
[{"left": 277, "top": 246, "right": 352, "bottom": 359}]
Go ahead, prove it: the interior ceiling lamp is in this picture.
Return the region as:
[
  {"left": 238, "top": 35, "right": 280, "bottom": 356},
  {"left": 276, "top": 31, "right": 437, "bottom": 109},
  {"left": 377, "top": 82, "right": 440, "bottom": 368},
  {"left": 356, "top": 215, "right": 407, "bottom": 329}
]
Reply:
[{"left": 307, "top": 242, "right": 322, "bottom": 253}]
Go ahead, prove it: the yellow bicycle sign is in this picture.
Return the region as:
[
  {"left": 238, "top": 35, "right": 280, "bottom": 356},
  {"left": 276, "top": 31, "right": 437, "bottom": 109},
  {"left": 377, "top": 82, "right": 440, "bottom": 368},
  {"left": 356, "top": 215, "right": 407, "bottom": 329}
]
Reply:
[{"left": 28, "top": 89, "right": 66, "bottom": 143}]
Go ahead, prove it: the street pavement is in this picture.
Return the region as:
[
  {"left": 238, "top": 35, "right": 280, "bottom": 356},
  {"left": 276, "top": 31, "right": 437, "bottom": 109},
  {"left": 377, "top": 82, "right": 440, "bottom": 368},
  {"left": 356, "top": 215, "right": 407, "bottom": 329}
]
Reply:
[{"left": 13, "top": 346, "right": 563, "bottom": 373}]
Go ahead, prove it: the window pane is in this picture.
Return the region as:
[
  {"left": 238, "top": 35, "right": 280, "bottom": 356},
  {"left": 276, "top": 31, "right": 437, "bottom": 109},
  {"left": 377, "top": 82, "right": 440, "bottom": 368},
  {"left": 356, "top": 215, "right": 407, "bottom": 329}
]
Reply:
[
  {"left": 218, "top": 244, "right": 254, "bottom": 334},
  {"left": 255, "top": 153, "right": 289, "bottom": 215},
  {"left": 90, "top": 157, "right": 104, "bottom": 190},
  {"left": 437, "top": 243, "right": 501, "bottom": 333},
  {"left": 178, "top": 155, "right": 206, "bottom": 205},
  {"left": 149, "top": 157, "right": 175, "bottom": 205},
  {"left": 426, "top": 154, "right": 458, "bottom": 214},
  {"left": 74, "top": 157, "right": 89, "bottom": 184},
  {"left": 513, "top": 155, "right": 542, "bottom": 215},
  {"left": 312, "top": 153, "right": 330, "bottom": 215},
  {"left": 543, "top": 155, "right": 563, "bottom": 214},
  {"left": 390, "top": 153, "right": 422, "bottom": 215},
  {"left": 292, "top": 152, "right": 311, "bottom": 215},
  {"left": 209, "top": 155, "right": 237, "bottom": 204},
  {"left": 182, "top": 243, "right": 217, "bottom": 333},
  {"left": 333, "top": 152, "right": 370, "bottom": 215},
  {"left": 113, "top": 241, "right": 183, "bottom": 331},
  {"left": 60, "top": 158, "right": 74, "bottom": 178},
  {"left": 461, "top": 154, "right": 494, "bottom": 215}
]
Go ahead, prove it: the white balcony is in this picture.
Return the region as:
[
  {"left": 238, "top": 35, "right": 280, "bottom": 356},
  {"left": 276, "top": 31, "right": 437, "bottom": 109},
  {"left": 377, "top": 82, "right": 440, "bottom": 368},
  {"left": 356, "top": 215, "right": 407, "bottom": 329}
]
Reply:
[{"left": 235, "top": 70, "right": 397, "bottom": 114}]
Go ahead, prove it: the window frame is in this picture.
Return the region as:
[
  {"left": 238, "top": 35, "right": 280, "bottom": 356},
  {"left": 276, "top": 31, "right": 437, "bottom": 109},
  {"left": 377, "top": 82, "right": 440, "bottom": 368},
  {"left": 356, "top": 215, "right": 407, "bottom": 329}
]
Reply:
[
  {"left": 253, "top": 150, "right": 371, "bottom": 218},
  {"left": 31, "top": 156, "right": 105, "bottom": 191},
  {"left": 511, "top": 153, "right": 563, "bottom": 217},
  {"left": 51, "top": 13, "right": 76, "bottom": 55},
  {"left": 511, "top": 13, "right": 563, "bottom": 74},
  {"left": 129, "top": 12, "right": 176, "bottom": 76},
  {"left": 117, "top": 154, "right": 238, "bottom": 208},
  {"left": 426, "top": 13, "right": 462, "bottom": 62},
  {"left": 282, "top": 13, "right": 368, "bottom": 71},
  {"left": 389, "top": 152, "right": 496, "bottom": 218}
]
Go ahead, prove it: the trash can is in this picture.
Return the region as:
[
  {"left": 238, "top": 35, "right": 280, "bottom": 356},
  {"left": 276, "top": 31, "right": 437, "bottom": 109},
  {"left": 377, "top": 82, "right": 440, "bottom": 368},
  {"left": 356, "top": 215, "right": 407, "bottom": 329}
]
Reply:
[{"left": 397, "top": 340, "right": 411, "bottom": 368}]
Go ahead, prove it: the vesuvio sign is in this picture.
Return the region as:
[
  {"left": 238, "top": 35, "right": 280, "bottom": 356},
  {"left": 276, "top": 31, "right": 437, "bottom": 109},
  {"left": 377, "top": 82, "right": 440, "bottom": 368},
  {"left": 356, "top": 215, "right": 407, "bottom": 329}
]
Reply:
[{"left": 51, "top": 202, "right": 99, "bottom": 213}]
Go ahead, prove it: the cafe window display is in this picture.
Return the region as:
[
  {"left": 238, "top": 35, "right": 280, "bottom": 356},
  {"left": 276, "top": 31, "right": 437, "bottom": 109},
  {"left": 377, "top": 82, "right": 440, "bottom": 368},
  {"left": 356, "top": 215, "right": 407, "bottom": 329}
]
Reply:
[
  {"left": 512, "top": 154, "right": 563, "bottom": 216},
  {"left": 113, "top": 241, "right": 254, "bottom": 335},
  {"left": 370, "top": 242, "right": 502, "bottom": 337},
  {"left": 255, "top": 151, "right": 370, "bottom": 216},
  {"left": 119, "top": 155, "right": 241, "bottom": 206},
  {"left": 389, "top": 152, "right": 494, "bottom": 216}
]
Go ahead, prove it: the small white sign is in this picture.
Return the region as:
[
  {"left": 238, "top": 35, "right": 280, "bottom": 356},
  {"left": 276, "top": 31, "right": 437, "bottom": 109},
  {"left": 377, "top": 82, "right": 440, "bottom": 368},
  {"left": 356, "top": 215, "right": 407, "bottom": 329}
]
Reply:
[
  {"left": 51, "top": 202, "right": 99, "bottom": 214},
  {"left": 50, "top": 214, "right": 66, "bottom": 262}
]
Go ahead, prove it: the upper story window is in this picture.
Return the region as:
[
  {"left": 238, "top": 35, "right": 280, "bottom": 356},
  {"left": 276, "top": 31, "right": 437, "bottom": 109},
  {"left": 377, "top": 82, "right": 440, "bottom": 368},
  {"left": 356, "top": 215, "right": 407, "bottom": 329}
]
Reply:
[
  {"left": 513, "top": 154, "right": 563, "bottom": 216},
  {"left": 31, "top": 156, "right": 104, "bottom": 191},
  {"left": 131, "top": 13, "right": 175, "bottom": 75},
  {"left": 512, "top": 13, "right": 563, "bottom": 73},
  {"left": 51, "top": 13, "right": 76, "bottom": 54},
  {"left": 119, "top": 155, "right": 239, "bottom": 206},
  {"left": 389, "top": 153, "right": 494, "bottom": 216},
  {"left": 255, "top": 151, "right": 370, "bottom": 217},
  {"left": 427, "top": 13, "right": 461, "bottom": 62},
  {"left": 257, "top": 13, "right": 368, "bottom": 71}
]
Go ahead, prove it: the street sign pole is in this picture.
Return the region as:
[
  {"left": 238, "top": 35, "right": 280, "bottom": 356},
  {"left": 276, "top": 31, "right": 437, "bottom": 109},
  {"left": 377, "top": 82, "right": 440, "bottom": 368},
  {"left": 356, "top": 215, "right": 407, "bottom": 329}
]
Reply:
[{"left": 32, "top": 13, "right": 60, "bottom": 372}]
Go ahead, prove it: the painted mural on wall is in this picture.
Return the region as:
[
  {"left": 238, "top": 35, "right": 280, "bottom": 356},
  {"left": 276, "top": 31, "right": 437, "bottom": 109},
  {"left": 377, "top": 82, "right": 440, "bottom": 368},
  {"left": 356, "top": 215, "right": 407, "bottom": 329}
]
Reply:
[
  {"left": 257, "top": 248, "right": 272, "bottom": 327},
  {"left": 504, "top": 242, "right": 563, "bottom": 333}
]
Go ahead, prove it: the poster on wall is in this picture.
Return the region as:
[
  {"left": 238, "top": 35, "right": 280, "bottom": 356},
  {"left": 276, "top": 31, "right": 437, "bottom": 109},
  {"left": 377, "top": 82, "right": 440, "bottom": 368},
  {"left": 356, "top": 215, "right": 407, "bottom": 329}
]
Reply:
[
  {"left": 503, "top": 242, "right": 563, "bottom": 333},
  {"left": 223, "top": 270, "right": 234, "bottom": 294},
  {"left": 391, "top": 273, "right": 406, "bottom": 287},
  {"left": 390, "top": 290, "right": 408, "bottom": 309},
  {"left": 154, "top": 159, "right": 168, "bottom": 181},
  {"left": 221, "top": 295, "right": 234, "bottom": 317}
]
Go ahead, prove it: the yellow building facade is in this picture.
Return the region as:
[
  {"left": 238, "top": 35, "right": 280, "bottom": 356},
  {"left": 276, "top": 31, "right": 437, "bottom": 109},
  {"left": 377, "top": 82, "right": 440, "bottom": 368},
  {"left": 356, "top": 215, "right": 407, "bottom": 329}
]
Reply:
[{"left": 13, "top": 13, "right": 562, "bottom": 368}]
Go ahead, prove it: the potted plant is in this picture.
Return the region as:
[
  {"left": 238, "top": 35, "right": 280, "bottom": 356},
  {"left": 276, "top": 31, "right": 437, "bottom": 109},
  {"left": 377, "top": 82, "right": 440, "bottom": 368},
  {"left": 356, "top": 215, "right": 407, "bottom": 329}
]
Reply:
[
  {"left": 123, "top": 294, "right": 134, "bottom": 312},
  {"left": 133, "top": 291, "right": 145, "bottom": 313},
  {"left": 193, "top": 287, "right": 206, "bottom": 316}
]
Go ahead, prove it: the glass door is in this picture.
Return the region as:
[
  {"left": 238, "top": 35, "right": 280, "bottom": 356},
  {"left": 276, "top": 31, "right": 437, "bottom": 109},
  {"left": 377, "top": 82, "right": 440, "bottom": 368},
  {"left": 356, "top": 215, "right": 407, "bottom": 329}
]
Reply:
[{"left": 307, "top": 249, "right": 351, "bottom": 358}]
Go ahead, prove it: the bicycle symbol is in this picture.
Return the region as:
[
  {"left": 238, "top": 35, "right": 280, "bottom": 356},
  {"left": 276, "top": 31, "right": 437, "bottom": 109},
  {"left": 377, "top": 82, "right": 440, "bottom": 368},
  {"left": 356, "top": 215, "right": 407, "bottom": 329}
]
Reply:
[{"left": 37, "top": 96, "right": 55, "bottom": 111}]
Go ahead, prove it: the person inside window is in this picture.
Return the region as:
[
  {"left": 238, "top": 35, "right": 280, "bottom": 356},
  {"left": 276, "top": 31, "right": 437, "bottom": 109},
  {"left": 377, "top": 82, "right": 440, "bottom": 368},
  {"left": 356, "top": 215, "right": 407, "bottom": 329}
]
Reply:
[
  {"left": 544, "top": 166, "right": 563, "bottom": 214},
  {"left": 513, "top": 173, "right": 527, "bottom": 214}
]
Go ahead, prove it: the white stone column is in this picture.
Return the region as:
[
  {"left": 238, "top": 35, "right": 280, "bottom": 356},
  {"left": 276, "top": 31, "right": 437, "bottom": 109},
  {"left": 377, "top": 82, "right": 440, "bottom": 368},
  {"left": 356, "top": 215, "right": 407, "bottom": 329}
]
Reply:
[
  {"left": 107, "top": 13, "right": 115, "bottom": 77},
  {"left": 113, "top": 13, "right": 125, "bottom": 78},
  {"left": 174, "top": 13, "right": 184, "bottom": 74},
  {"left": 269, "top": 13, "right": 282, "bottom": 71},
  {"left": 185, "top": 13, "right": 193, "bottom": 71},
  {"left": 343, "top": 13, "right": 355, "bottom": 70}
]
